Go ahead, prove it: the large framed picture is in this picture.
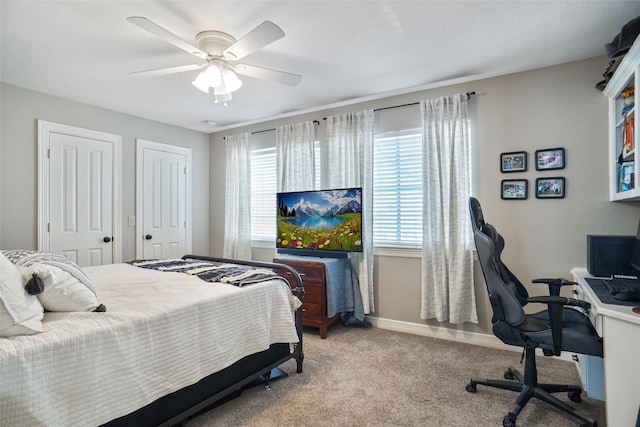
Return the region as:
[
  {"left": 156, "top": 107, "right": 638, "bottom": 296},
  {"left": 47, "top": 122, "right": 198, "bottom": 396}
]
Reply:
[
  {"left": 535, "top": 148, "right": 565, "bottom": 171},
  {"left": 501, "top": 179, "right": 528, "bottom": 200},
  {"left": 500, "top": 151, "right": 527, "bottom": 173},
  {"left": 536, "top": 177, "right": 565, "bottom": 199}
]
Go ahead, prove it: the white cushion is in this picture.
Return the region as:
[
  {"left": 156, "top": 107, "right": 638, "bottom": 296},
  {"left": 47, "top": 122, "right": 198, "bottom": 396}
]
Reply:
[
  {"left": 18, "top": 264, "right": 101, "bottom": 312},
  {"left": 2, "top": 250, "right": 96, "bottom": 293},
  {"left": 2, "top": 250, "right": 103, "bottom": 313},
  {"left": 0, "top": 252, "right": 45, "bottom": 337}
]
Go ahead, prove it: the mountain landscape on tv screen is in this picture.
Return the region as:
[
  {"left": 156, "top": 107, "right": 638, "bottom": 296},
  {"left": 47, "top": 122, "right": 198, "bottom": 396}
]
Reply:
[{"left": 277, "top": 188, "right": 362, "bottom": 252}]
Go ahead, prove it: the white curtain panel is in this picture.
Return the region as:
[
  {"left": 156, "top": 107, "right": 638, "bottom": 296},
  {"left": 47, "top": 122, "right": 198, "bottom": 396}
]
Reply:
[
  {"left": 325, "top": 110, "right": 375, "bottom": 314},
  {"left": 276, "top": 121, "right": 316, "bottom": 192},
  {"left": 420, "top": 94, "right": 477, "bottom": 324},
  {"left": 223, "top": 133, "right": 253, "bottom": 260}
]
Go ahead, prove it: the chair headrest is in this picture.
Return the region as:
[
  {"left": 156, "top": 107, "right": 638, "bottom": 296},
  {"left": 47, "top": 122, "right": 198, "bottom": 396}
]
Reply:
[{"left": 469, "top": 197, "right": 485, "bottom": 230}]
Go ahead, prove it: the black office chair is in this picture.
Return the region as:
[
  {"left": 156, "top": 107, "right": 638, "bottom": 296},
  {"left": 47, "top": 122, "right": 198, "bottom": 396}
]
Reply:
[{"left": 466, "top": 197, "right": 603, "bottom": 427}]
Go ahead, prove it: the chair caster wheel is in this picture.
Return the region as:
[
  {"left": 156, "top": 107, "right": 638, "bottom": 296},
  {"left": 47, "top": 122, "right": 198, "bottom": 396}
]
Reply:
[
  {"left": 504, "top": 370, "right": 515, "bottom": 380},
  {"left": 503, "top": 414, "right": 516, "bottom": 427},
  {"left": 465, "top": 382, "right": 476, "bottom": 393},
  {"left": 502, "top": 414, "right": 516, "bottom": 427},
  {"left": 568, "top": 390, "right": 582, "bottom": 402}
]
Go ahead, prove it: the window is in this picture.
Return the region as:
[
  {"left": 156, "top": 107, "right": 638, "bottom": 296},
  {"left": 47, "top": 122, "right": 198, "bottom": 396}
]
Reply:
[
  {"left": 373, "top": 129, "right": 423, "bottom": 248},
  {"left": 250, "top": 142, "right": 321, "bottom": 244},
  {"left": 250, "top": 147, "right": 276, "bottom": 242}
]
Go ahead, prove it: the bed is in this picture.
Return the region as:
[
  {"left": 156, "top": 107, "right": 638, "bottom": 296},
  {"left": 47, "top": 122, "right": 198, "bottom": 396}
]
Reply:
[{"left": 0, "top": 253, "right": 304, "bottom": 427}]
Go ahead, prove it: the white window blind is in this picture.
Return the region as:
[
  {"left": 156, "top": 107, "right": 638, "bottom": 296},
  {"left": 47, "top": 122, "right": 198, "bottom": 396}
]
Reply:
[
  {"left": 250, "top": 147, "right": 276, "bottom": 241},
  {"left": 373, "top": 129, "right": 423, "bottom": 247}
]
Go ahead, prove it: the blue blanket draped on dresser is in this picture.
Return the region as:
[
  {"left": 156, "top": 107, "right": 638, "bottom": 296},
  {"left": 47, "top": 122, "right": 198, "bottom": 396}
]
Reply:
[{"left": 276, "top": 254, "right": 365, "bottom": 322}]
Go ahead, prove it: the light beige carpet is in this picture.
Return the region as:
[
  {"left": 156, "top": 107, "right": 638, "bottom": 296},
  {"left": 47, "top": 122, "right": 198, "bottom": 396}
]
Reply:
[{"left": 184, "top": 325, "right": 606, "bottom": 426}]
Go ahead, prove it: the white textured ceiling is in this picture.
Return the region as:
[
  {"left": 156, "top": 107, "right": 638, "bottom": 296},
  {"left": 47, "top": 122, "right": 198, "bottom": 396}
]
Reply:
[{"left": 2, "top": 1, "right": 639, "bottom": 133}]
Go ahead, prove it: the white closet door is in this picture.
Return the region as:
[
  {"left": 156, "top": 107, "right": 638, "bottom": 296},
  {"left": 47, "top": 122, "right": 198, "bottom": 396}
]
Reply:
[
  {"left": 140, "top": 143, "right": 190, "bottom": 259},
  {"left": 49, "top": 133, "right": 113, "bottom": 266}
]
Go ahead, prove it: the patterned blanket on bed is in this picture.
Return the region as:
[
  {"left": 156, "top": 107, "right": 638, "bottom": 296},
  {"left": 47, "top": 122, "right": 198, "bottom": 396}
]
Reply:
[{"left": 128, "top": 259, "right": 283, "bottom": 287}]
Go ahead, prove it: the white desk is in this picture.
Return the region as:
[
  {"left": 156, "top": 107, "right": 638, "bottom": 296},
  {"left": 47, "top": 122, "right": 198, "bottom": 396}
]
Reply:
[{"left": 571, "top": 268, "right": 640, "bottom": 427}]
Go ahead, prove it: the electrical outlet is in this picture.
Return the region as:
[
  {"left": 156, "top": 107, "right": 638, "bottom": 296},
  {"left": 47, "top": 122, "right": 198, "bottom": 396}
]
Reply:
[{"left": 128, "top": 215, "right": 136, "bottom": 227}]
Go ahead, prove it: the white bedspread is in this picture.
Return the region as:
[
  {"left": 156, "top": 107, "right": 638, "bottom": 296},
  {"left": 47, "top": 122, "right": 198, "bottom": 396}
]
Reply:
[{"left": 0, "top": 263, "right": 299, "bottom": 426}]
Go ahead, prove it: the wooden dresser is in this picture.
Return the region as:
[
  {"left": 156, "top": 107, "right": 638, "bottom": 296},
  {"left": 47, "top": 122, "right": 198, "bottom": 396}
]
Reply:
[{"left": 273, "top": 258, "right": 341, "bottom": 338}]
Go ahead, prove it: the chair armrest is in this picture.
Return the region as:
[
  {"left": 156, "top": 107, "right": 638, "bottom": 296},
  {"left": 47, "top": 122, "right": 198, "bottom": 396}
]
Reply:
[
  {"left": 526, "top": 295, "right": 591, "bottom": 355},
  {"left": 532, "top": 278, "right": 577, "bottom": 296},
  {"left": 527, "top": 295, "right": 591, "bottom": 310}
]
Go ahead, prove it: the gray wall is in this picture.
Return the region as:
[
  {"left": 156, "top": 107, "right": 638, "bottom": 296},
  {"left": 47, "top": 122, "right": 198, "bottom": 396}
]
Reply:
[
  {"left": 0, "top": 83, "right": 210, "bottom": 261},
  {"left": 209, "top": 56, "right": 640, "bottom": 334}
]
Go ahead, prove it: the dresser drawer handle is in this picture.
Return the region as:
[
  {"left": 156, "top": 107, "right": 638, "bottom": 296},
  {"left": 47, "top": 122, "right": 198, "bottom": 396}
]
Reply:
[{"left": 284, "top": 271, "right": 305, "bottom": 276}]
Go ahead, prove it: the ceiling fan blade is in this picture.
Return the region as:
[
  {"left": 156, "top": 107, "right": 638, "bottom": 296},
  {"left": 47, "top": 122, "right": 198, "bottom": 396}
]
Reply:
[
  {"left": 234, "top": 64, "right": 302, "bottom": 86},
  {"left": 129, "top": 63, "right": 205, "bottom": 78},
  {"left": 127, "top": 16, "right": 208, "bottom": 60},
  {"left": 223, "top": 21, "right": 285, "bottom": 60}
]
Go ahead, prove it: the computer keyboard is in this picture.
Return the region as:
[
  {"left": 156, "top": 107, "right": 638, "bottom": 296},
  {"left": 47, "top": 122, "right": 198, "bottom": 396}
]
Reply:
[{"left": 600, "top": 278, "right": 640, "bottom": 295}]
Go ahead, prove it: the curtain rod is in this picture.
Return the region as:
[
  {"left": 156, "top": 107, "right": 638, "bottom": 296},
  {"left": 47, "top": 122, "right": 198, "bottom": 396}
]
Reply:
[
  {"left": 373, "top": 91, "right": 476, "bottom": 112},
  {"left": 223, "top": 120, "right": 319, "bottom": 139},
  {"left": 224, "top": 91, "right": 477, "bottom": 136},
  {"left": 323, "top": 91, "right": 477, "bottom": 118}
]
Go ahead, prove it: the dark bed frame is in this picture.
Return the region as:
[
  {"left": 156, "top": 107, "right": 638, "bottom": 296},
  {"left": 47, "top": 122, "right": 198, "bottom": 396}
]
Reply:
[{"left": 102, "top": 255, "right": 305, "bottom": 427}]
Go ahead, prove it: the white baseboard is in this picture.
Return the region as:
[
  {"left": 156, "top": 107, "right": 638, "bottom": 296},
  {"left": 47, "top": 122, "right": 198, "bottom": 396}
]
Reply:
[{"left": 366, "top": 316, "right": 575, "bottom": 363}]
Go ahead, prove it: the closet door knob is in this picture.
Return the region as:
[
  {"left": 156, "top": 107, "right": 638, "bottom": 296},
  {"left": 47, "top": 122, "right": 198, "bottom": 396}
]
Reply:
[
  {"left": 103, "top": 237, "right": 112, "bottom": 243},
  {"left": 145, "top": 234, "right": 152, "bottom": 240}
]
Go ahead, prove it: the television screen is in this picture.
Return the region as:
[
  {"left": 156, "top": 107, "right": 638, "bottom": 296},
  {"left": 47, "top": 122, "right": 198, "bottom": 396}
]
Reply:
[{"left": 276, "top": 187, "right": 362, "bottom": 255}]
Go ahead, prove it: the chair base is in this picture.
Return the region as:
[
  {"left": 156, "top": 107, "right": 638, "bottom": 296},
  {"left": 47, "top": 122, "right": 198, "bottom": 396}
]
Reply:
[{"left": 466, "top": 364, "right": 597, "bottom": 427}]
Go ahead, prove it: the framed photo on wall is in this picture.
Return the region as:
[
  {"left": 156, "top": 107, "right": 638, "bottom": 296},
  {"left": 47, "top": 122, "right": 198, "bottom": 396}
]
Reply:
[
  {"left": 536, "top": 177, "right": 565, "bottom": 199},
  {"left": 535, "top": 148, "right": 565, "bottom": 171},
  {"left": 500, "top": 151, "right": 527, "bottom": 173},
  {"left": 501, "top": 179, "right": 528, "bottom": 200}
]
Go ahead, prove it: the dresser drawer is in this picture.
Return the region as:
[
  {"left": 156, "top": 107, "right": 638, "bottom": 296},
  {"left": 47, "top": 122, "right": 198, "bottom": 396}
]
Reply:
[
  {"left": 275, "top": 270, "right": 322, "bottom": 303},
  {"left": 302, "top": 302, "right": 322, "bottom": 320},
  {"left": 279, "top": 262, "right": 324, "bottom": 282},
  {"left": 302, "top": 285, "right": 322, "bottom": 304}
]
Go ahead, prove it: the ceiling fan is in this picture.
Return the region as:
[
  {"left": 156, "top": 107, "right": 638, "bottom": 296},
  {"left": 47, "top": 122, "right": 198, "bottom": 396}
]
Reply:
[{"left": 127, "top": 16, "right": 302, "bottom": 105}]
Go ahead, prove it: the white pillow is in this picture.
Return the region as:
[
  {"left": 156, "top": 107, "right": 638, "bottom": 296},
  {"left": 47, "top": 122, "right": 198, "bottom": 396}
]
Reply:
[
  {"left": 0, "top": 252, "right": 45, "bottom": 337},
  {"left": 2, "top": 250, "right": 96, "bottom": 294},
  {"left": 18, "top": 263, "right": 101, "bottom": 312}
]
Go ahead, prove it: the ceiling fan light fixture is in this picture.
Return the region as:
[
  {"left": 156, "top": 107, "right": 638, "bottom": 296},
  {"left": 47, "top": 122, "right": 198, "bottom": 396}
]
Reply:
[
  {"left": 192, "top": 64, "right": 222, "bottom": 93},
  {"left": 191, "top": 74, "right": 210, "bottom": 93},
  {"left": 222, "top": 69, "right": 243, "bottom": 92}
]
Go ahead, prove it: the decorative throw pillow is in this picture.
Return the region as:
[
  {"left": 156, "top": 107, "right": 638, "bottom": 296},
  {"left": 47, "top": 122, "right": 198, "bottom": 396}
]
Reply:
[
  {"left": 2, "top": 250, "right": 96, "bottom": 293},
  {"left": 17, "top": 264, "right": 102, "bottom": 312},
  {"left": 0, "top": 252, "right": 45, "bottom": 337},
  {"left": 3, "top": 250, "right": 105, "bottom": 312}
]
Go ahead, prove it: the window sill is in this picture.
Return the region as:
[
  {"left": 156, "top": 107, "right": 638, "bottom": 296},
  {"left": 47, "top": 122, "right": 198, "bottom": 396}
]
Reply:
[
  {"left": 374, "top": 246, "right": 422, "bottom": 258},
  {"left": 251, "top": 240, "right": 275, "bottom": 249}
]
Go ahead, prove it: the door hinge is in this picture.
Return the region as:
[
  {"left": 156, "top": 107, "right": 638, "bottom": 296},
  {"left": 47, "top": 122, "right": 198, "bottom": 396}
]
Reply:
[
  {"left": 47, "top": 223, "right": 50, "bottom": 232},
  {"left": 47, "top": 148, "right": 50, "bottom": 158},
  {"left": 184, "top": 166, "right": 187, "bottom": 175}
]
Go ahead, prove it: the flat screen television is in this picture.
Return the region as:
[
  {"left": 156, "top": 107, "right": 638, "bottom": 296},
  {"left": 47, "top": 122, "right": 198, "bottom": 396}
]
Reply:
[{"left": 276, "top": 187, "right": 362, "bottom": 258}]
